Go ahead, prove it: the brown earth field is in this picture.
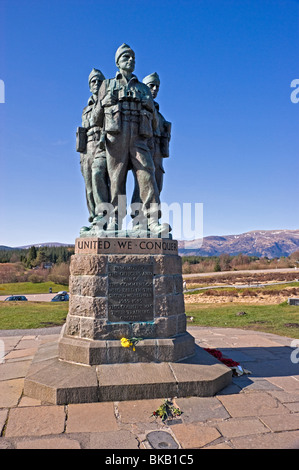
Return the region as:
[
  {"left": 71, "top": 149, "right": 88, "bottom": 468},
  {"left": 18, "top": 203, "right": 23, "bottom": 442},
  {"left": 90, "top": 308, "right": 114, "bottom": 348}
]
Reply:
[{"left": 184, "top": 271, "right": 299, "bottom": 305}]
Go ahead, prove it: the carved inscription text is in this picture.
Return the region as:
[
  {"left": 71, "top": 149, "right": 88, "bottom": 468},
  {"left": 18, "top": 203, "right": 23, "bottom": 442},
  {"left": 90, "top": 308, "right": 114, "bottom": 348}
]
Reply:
[{"left": 108, "top": 263, "right": 154, "bottom": 322}]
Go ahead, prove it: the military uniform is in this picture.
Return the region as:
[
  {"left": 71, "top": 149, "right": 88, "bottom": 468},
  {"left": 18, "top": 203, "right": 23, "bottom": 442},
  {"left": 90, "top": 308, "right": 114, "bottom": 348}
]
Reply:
[
  {"left": 94, "top": 68, "right": 160, "bottom": 228},
  {"left": 77, "top": 69, "right": 110, "bottom": 224},
  {"left": 131, "top": 73, "right": 171, "bottom": 209},
  {"left": 150, "top": 99, "right": 171, "bottom": 194},
  {"left": 143, "top": 72, "right": 171, "bottom": 195}
]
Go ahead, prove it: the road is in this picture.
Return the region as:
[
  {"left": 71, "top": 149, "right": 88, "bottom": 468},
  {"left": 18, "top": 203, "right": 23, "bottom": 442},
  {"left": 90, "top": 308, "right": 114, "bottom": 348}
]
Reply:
[
  {"left": 0, "top": 294, "right": 60, "bottom": 302},
  {"left": 183, "top": 267, "right": 299, "bottom": 278},
  {"left": 0, "top": 268, "right": 297, "bottom": 301}
]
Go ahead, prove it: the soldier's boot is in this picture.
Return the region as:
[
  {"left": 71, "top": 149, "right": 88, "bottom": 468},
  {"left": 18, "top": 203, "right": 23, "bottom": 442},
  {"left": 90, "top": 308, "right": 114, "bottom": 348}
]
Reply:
[
  {"left": 147, "top": 220, "right": 172, "bottom": 237},
  {"left": 92, "top": 214, "right": 108, "bottom": 230},
  {"left": 106, "top": 217, "right": 119, "bottom": 232}
]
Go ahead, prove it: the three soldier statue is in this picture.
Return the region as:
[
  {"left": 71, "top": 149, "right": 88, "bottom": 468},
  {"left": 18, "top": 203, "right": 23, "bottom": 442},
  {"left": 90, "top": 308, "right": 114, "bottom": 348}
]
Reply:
[{"left": 76, "top": 44, "right": 171, "bottom": 237}]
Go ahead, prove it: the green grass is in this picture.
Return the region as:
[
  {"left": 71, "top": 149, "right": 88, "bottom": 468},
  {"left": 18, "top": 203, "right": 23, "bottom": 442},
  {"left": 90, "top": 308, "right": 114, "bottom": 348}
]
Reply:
[
  {"left": 0, "top": 301, "right": 68, "bottom": 330},
  {"left": 185, "top": 281, "right": 299, "bottom": 296},
  {"left": 185, "top": 302, "right": 299, "bottom": 338},
  {"left": 0, "top": 282, "right": 68, "bottom": 296}
]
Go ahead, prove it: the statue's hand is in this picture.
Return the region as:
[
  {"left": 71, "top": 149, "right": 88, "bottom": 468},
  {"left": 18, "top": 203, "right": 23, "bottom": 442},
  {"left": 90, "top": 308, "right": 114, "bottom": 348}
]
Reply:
[{"left": 101, "top": 93, "right": 117, "bottom": 107}]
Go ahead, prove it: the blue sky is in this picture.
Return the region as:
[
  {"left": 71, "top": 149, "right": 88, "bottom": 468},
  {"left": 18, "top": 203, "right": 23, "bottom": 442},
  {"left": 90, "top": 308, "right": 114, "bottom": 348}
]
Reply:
[{"left": 0, "top": 0, "right": 298, "bottom": 246}]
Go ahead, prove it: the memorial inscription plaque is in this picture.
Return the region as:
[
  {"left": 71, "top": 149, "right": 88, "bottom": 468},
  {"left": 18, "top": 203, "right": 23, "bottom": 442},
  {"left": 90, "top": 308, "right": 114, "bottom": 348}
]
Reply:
[{"left": 108, "top": 263, "right": 154, "bottom": 322}]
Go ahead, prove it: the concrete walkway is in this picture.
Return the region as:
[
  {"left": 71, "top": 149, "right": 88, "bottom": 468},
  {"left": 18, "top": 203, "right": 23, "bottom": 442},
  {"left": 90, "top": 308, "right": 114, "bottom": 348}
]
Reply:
[{"left": 0, "top": 326, "right": 299, "bottom": 449}]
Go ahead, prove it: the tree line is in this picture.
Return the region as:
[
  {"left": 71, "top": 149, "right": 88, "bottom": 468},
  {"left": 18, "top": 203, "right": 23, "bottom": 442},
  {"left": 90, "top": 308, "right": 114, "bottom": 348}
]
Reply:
[
  {"left": 0, "top": 245, "right": 75, "bottom": 267},
  {"left": 182, "top": 251, "right": 299, "bottom": 274}
]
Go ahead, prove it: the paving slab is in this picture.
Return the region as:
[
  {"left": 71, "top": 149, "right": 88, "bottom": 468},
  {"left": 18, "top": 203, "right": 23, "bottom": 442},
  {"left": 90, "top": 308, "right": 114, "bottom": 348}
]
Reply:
[
  {"left": 66, "top": 402, "right": 118, "bottom": 433},
  {"left": 267, "top": 390, "right": 299, "bottom": 403},
  {"left": 15, "top": 338, "right": 40, "bottom": 350},
  {"left": 231, "top": 377, "right": 282, "bottom": 392},
  {"left": 204, "top": 442, "right": 233, "bottom": 449},
  {"left": 0, "top": 378, "right": 24, "bottom": 407},
  {"left": 0, "top": 360, "right": 32, "bottom": 381},
  {"left": 260, "top": 413, "right": 299, "bottom": 432},
  {"left": 116, "top": 399, "right": 164, "bottom": 424},
  {"left": 267, "top": 376, "right": 299, "bottom": 392},
  {"left": 284, "top": 402, "right": 299, "bottom": 412},
  {"left": 218, "top": 391, "right": 289, "bottom": 417},
  {"left": 216, "top": 417, "right": 270, "bottom": 438},
  {"left": 15, "top": 436, "right": 81, "bottom": 449},
  {"left": 0, "top": 409, "right": 8, "bottom": 434},
  {"left": 0, "top": 337, "right": 23, "bottom": 353},
  {"left": 170, "top": 423, "right": 221, "bottom": 449},
  {"left": 230, "top": 430, "right": 299, "bottom": 449},
  {"left": 89, "top": 430, "right": 140, "bottom": 449},
  {"left": 174, "top": 396, "right": 230, "bottom": 423},
  {"left": 5, "top": 406, "right": 66, "bottom": 437},
  {"left": 4, "top": 348, "right": 37, "bottom": 361}
]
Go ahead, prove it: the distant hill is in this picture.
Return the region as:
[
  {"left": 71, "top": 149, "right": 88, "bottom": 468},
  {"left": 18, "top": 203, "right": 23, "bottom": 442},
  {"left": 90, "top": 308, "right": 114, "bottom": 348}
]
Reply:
[
  {"left": 17, "top": 242, "right": 73, "bottom": 249},
  {"left": 1, "top": 231, "right": 299, "bottom": 259},
  {"left": 0, "top": 242, "right": 73, "bottom": 250},
  {"left": 178, "top": 229, "right": 299, "bottom": 258}
]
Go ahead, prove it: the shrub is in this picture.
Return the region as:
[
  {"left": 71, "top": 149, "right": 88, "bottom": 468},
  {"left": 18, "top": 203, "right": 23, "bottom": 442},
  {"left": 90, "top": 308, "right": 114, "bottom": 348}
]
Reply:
[{"left": 48, "top": 262, "right": 70, "bottom": 285}]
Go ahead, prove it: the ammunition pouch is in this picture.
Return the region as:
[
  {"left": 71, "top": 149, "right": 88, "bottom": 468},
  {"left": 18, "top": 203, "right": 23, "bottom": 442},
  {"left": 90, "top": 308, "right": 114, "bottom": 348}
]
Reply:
[
  {"left": 104, "top": 103, "right": 121, "bottom": 134},
  {"left": 139, "top": 109, "right": 153, "bottom": 138},
  {"left": 76, "top": 127, "right": 87, "bottom": 153},
  {"left": 160, "top": 121, "right": 171, "bottom": 158}
]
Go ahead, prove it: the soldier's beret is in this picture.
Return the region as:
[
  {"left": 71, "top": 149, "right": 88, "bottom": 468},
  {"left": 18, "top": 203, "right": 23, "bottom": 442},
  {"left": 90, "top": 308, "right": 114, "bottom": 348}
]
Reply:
[
  {"left": 142, "top": 72, "right": 160, "bottom": 86},
  {"left": 88, "top": 68, "right": 105, "bottom": 84},
  {"left": 115, "top": 44, "right": 135, "bottom": 66}
]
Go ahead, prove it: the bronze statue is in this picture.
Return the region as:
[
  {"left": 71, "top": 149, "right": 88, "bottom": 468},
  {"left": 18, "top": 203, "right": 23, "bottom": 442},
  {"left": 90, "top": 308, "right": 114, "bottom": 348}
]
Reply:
[
  {"left": 76, "top": 68, "right": 110, "bottom": 234},
  {"left": 79, "top": 45, "right": 171, "bottom": 237},
  {"left": 131, "top": 72, "right": 171, "bottom": 211}
]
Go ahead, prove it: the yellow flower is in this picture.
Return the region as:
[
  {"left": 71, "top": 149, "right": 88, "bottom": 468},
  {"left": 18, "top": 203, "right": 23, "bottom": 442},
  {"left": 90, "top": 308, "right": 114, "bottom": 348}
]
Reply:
[
  {"left": 120, "top": 337, "right": 133, "bottom": 348},
  {"left": 120, "top": 337, "right": 142, "bottom": 352}
]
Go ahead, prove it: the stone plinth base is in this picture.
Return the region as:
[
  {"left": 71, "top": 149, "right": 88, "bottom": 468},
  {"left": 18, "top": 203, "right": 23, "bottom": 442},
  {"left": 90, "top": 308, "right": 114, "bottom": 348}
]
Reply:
[
  {"left": 60, "top": 238, "right": 195, "bottom": 364},
  {"left": 24, "top": 237, "right": 233, "bottom": 404},
  {"left": 24, "top": 340, "right": 232, "bottom": 405},
  {"left": 59, "top": 330, "right": 195, "bottom": 365}
]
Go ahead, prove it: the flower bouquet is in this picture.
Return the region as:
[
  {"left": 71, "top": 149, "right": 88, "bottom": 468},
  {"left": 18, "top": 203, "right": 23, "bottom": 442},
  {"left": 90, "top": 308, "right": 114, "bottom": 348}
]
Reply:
[
  {"left": 151, "top": 399, "right": 182, "bottom": 423},
  {"left": 120, "top": 337, "right": 143, "bottom": 352}
]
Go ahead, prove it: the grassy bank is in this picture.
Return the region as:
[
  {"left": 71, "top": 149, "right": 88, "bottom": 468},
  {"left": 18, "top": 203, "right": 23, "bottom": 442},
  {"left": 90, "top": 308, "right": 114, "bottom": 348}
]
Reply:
[
  {"left": 0, "top": 301, "right": 68, "bottom": 330},
  {"left": 185, "top": 302, "right": 299, "bottom": 338},
  {"left": 185, "top": 281, "right": 299, "bottom": 294},
  {"left": 0, "top": 282, "right": 68, "bottom": 296}
]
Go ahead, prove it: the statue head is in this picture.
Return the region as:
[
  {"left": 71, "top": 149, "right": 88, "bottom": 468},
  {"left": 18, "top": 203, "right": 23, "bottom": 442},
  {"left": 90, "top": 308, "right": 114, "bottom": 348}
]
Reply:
[
  {"left": 142, "top": 72, "right": 160, "bottom": 99},
  {"left": 88, "top": 68, "right": 105, "bottom": 94},
  {"left": 115, "top": 43, "right": 135, "bottom": 74}
]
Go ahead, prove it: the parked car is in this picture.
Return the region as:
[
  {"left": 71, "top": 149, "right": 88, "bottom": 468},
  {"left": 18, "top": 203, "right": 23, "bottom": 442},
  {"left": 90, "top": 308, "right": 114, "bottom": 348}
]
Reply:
[
  {"left": 5, "top": 295, "right": 28, "bottom": 301},
  {"left": 51, "top": 293, "right": 69, "bottom": 302}
]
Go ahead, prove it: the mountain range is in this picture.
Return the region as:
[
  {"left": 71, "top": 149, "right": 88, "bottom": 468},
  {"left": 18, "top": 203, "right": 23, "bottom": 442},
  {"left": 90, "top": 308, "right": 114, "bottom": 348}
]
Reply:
[
  {"left": 178, "top": 229, "right": 299, "bottom": 258},
  {"left": 0, "top": 242, "right": 71, "bottom": 250},
  {"left": 1, "top": 230, "right": 299, "bottom": 259}
]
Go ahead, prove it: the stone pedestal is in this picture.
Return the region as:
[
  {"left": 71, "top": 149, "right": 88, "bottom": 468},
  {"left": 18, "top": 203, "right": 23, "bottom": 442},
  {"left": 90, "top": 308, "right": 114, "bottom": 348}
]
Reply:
[
  {"left": 59, "top": 237, "right": 195, "bottom": 364},
  {"left": 24, "top": 238, "right": 232, "bottom": 404}
]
